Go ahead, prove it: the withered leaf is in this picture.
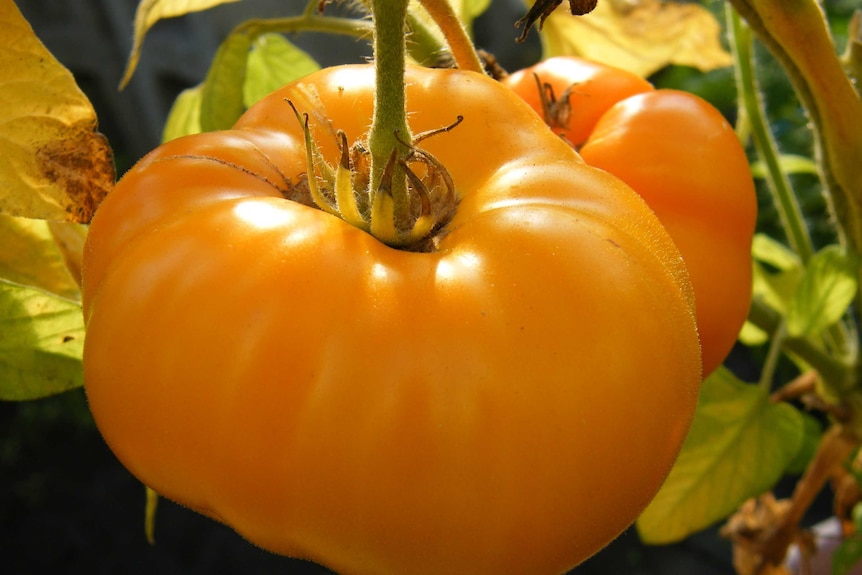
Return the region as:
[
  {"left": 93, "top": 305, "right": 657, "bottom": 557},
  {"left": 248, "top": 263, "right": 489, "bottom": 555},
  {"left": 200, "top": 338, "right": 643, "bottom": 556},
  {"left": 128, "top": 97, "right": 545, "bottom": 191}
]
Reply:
[
  {"left": 0, "top": 0, "right": 114, "bottom": 223},
  {"left": 530, "top": 0, "right": 733, "bottom": 77}
]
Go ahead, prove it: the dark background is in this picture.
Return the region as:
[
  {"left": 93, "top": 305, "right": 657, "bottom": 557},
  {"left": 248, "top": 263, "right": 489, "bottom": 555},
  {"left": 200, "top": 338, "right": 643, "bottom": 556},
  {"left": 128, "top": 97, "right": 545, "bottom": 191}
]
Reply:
[{"left": 4, "top": 0, "right": 855, "bottom": 573}]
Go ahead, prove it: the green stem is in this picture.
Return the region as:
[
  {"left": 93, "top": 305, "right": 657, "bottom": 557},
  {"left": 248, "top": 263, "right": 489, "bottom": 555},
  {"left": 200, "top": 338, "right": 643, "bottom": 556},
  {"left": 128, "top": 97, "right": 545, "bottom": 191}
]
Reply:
[
  {"left": 758, "top": 320, "right": 787, "bottom": 391},
  {"left": 748, "top": 298, "right": 853, "bottom": 395},
  {"left": 353, "top": 0, "right": 452, "bottom": 69},
  {"left": 405, "top": 11, "right": 450, "bottom": 66},
  {"left": 727, "top": 0, "right": 862, "bottom": 388},
  {"left": 367, "top": 0, "right": 412, "bottom": 215},
  {"left": 234, "top": 13, "right": 373, "bottom": 43},
  {"left": 727, "top": 0, "right": 862, "bottom": 253},
  {"left": 727, "top": 7, "right": 814, "bottom": 264}
]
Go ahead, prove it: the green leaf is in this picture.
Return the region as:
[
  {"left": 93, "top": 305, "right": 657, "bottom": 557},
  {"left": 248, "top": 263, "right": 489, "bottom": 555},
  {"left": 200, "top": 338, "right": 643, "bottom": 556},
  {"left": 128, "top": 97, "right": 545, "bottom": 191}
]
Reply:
[
  {"left": 752, "top": 233, "right": 804, "bottom": 315},
  {"left": 200, "top": 30, "right": 252, "bottom": 132},
  {"left": 833, "top": 534, "right": 862, "bottom": 575},
  {"left": 752, "top": 233, "right": 803, "bottom": 272},
  {"left": 784, "top": 410, "right": 822, "bottom": 475},
  {"left": 0, "top": 279, "right": 84, "bottom": 400},
  {"left": 738, "top": 319, "right": 769, "bottom": 346},
  {"left": 163, "top": 84, "right": 203, "bottom": 142},
  {"left": 636, "top": 368, "right": 804, "bottom": 544},
  {"left": 787, "top": 245, "right": 859, "bottom": 338},
  {"left": 750, "top": 154, "right": 819, "bottom": 179},
  {"left": 243, "top": 34, "right": 320, "bottom": 108}
]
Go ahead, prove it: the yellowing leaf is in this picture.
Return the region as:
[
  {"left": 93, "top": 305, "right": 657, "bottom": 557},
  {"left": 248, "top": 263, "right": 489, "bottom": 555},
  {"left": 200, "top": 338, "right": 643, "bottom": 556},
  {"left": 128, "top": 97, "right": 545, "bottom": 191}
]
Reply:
[
  {"left": 0, "top": 279, "right": 85, "bottom": 401},
  {"left": 120, "top": 0, "right": 241, "bottom": 89},
  {"left": 636, "top": 368, "right": 804, "bottom": 544},
  {"left": 0, "top": 214, "right": 81, "bottom": 301},
  {"left": 451, "top": 0, "right": 493, "bottom": 23},
  {"left": 752, "top": 233, "right": 803, "bottom": 316},
  {"left": 534, "top": 0, "right": 733, "bottom": 77},
  {"left": 0, "top": 0, "right": 114, "bottom": 223},
  {"left": 47, "top": 220, "right": 87, "bottom": 291}
]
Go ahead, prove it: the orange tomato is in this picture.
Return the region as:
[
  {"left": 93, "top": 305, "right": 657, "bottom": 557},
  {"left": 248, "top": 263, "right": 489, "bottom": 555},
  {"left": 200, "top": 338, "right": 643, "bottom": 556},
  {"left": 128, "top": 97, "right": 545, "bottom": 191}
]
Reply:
[
  {"left": 506, "top": 57, "right": 757, "bottom": 376},
  {"left": 83, "top": 65, "right": 701, "bottom": 575}
]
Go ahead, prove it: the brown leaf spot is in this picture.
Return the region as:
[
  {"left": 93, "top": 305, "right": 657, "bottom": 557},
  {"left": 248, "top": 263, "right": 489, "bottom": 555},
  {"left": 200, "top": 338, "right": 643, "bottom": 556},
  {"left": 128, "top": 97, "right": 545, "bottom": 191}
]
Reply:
[{"left": 36, "top": 128, "right": 115, "bottom": 224}]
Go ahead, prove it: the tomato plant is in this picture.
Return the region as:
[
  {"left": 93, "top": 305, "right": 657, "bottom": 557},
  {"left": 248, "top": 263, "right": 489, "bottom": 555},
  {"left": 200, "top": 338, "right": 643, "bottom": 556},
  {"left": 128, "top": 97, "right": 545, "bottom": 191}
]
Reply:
[
  {"left": 81, "top": 63, "right": 702, "bottom": 575},
  {"left": 3, "top": 0, "right": 862, "bottom": 574},
  {"left": 505, "top": 57, "right": 757, "bottom": 377}
]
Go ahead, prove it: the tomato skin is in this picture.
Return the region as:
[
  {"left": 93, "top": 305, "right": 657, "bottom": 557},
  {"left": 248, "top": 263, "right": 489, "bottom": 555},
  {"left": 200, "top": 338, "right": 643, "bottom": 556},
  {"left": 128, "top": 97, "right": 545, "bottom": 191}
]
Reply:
[
  {"left": 502, "top": 56, "right": 654, "bottom": 146},
  {"left": 83, "top": 65, "right": 701, "bottom": 575},
  {"left": 580, "top": 89, "right": 757, "bottom": 376},
  {"left": 506, "top": 57, "right": 757, "bottom": 376}
]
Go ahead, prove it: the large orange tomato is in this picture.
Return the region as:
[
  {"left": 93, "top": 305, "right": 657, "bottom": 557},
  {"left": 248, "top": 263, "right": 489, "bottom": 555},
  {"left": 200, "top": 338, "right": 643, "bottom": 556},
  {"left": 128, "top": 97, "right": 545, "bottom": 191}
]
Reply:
[
  {"left": 82, "top": 65, "right": 701, "bottom": 575},
  {"left": 505, "top": 57, "right": 757, "bottom": 376}
]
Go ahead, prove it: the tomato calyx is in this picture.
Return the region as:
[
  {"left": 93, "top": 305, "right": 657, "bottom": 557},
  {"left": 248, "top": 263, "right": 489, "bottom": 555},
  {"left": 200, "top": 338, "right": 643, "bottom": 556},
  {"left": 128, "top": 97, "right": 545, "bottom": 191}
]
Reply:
[
  {"left": 532, "top": 72, "right": 579, "bottom": 142},
  {"left": 290, "top": 100, "right": 461, "bottom": 251}
]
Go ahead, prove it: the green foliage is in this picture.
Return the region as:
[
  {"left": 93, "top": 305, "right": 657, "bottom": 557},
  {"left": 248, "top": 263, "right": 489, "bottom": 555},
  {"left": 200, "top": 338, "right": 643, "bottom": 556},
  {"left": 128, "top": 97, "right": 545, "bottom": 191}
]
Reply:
[
  {"left": 244, "top": 34, "right": 320, "bottom": 107},
  {"left": 163, "top": 32, "right": 321, "bottom": 142},
  {"left": 636, "top": 367, "right": 805, "bottom": 544},
  {"left": 200, "top": 30, "right": 252, "bottom": 132},
  {"left": 786, "top": 245, "right": 859, "bottom": 338},
  {"left": 162, "top": 85, "right": 203, "bottom": 142},
  {"left": 0, "top": 280, "right": 84, "bottom": 400},
  {"left": 834, "top": 503, "right": 862, "bottom": 575},
  {"left": 783, "top": 410, "right": 822, "bottom": 475}
]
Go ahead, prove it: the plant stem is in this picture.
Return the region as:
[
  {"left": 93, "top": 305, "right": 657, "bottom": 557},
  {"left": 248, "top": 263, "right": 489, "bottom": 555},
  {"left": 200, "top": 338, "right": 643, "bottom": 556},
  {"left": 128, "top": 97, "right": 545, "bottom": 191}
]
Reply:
[
  {"left": 417, "top": 0, "right": 485, "bottom": 74},
  {"left": 235, "top": 13, "right": 373, "bottom": 44},
  {"left": 754, "top": 425, "right": 858, "bottom": 571},
  {"left": 726, "top": 0, "right": 862, "bottom": 252},
  {"left": 757, "top": 320, "right": 786, "bottom": 392},
  {"left": 405, "top": 11, "right": 450, "bottom": 66},
  {"left": 727, "top": 7, "right": 813, "bottom": 264},
  {"left": 727, "top": 0, "right": 862, "bottom": 386},
  {"left": 367, "top": 0, "right": 412, "bottom": 210},
  {"left": 748, "top": 298, "right": 853, "bottom": 394}
]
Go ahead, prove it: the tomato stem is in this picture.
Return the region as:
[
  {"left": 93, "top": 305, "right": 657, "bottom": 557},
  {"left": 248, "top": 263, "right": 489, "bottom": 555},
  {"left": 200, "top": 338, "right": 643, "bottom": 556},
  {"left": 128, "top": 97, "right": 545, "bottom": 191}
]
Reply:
[
  {"left": 367, "top": 0, "right": 412, "bottom": 213},
  {"left": 280, "top": 0, "right": 460, "bottom": 249},
  {"left": 729, "top": 5, "right": 857, "bottom": 382},
  {"left": 727, "top": 8, "right": 813, "bottom": 264},
  {"left": 416, "top": 0, "right": 485, "bottom": 74},
  {"left": 726, "top": 0, "right": 862, "bottom": 255}
]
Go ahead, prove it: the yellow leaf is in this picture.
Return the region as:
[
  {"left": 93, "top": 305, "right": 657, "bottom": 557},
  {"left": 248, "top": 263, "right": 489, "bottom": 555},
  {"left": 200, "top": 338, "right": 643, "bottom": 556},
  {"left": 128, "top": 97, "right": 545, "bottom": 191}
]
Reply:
[
  {"left": 47, "top": 221, "right": 86, "bottom": 291},
  {"left": 120, "top": 0, "right": 242, "bottom": 89},
  {"left": 0, "top": 0, "right": 114, "bottom": 223},
  {"left": 0, "top": 214, "right": 82, "bottom": 301},
  {"left": 534, "top": 0, "right": 733, "bottom": 77}
]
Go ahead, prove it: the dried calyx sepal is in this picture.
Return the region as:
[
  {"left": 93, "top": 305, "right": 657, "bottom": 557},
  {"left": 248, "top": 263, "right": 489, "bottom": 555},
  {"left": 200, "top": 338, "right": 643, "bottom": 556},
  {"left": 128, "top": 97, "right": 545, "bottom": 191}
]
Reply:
[
  {"left": 532, "top": 73, "right": 577, "bottom": 138},
  {"left": 289, "top": 100, "right": 461, "bottom": 252}
]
